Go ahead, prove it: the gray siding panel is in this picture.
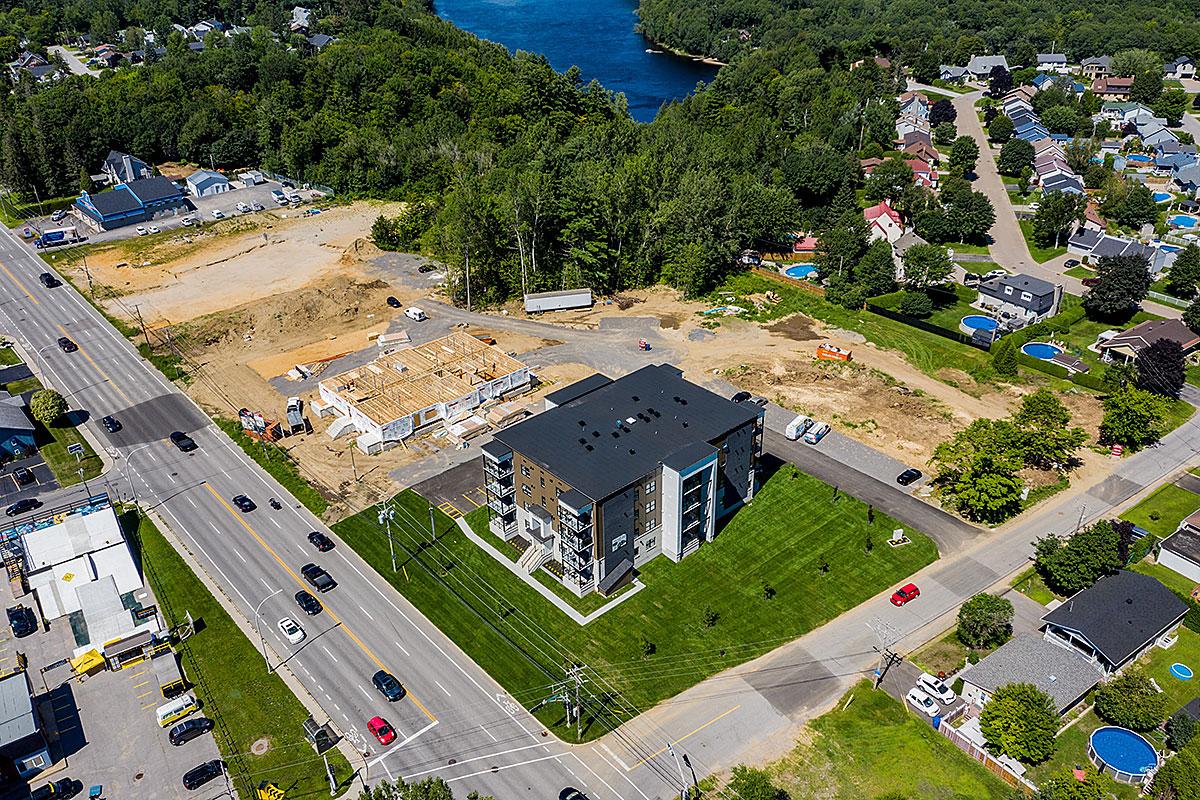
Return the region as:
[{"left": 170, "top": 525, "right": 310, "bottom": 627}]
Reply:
[
  {"left": 599, "top": 489, "right": 637, "bottom": 585},
  {"left": 719, "top": 421, "right": 756, "bottom": 515}
]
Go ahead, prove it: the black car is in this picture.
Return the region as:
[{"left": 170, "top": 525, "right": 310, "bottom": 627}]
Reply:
[
  {"left": 307, "top": 531, "right": 334, "bottom": 552},
  {"left": 301, "top": 563, "right": 336, "bottom": 592},
  {"left": 12, "top": 467, "right": 34, "bottom": 486},
  {"left": 386, "top": 296, "right": 402, "bottom": 308},
  {"left": 182, "top": 759, "right": 223, "bottom": 790},
  {"left": 559, "top": 789, "right": 589, "bottom": 800},
  {"left": 730, "top": 391, "right": 752, "bottom": 403},
  {"left": 232, "top": 495, "right": 256, "bottom": 512},
  {"left": 30, "top": 779, "right": 82, "bottom": 799},
  {"left": 6, "top": 605, "right": 36, "bottom": 638},
  {"left": 101, "top": 415, "right": 121, "bottom": 433},
  {"left": 38, "top": 272, "right": 60, "bottom": 288},
  {"left": 897, "top": 468, "right": 923, "bottom": 486},
  {"left": 372, "top": 670, "right": 406, "bottom": 701},
  {"left": 56, "top": 337, "right": 77, "bottom": 353},
  {"left": 294, "top": 590, "right": 322, "bottom": 615},
  {"left": 170, "top": 431, "right": 197, "bottom": 452},
  {"left": 1064, "top": 259, "right": 1080, "bottom": 268},
  {"left": 5, "top": 498, "right": 40, "bottom": 517},
  {"left": 169, "top": 717, "right": 214, "bottom": 746}
]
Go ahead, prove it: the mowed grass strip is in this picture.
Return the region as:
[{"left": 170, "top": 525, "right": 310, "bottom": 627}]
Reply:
[
  {"left": 1120, "top": 481, "right": 1200, "bottom": 538},
  {"left": 129, "top": 511, "right": 352, "bottom": 798},
  {"left": 333, "top": 466, "right": 938, "bottom": 738}
]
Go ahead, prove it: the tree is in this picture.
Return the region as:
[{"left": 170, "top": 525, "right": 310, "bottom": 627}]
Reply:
[
  {"left": 991, "top": 336, "right": 1018, "bottom": 377},
  {"left": 978, "top": 683, "right": 1057, "bottom": 762},
  {"left": 1038, "top": 770, "right": 1104, "bottom": 800},
  {"left": 1035, "top": 520, "right": 1123, "bottom": 594},
  {"left": 948, "top": 136, "right": 979, "bottom": 176},
  {"left": 723, "top": 766, "right": 786, "bottom": 800},
  {"left": 901, "top": 243, "right": 952, "bottom": 289},
  {"left": 988, "top": 114, "right": 1015, "bottom": 144},
  {"left": 1131, "top": 69, "right": 1163, "bottom": 104},
  {"left": 988, "top": 65, "right": 1013, "bottom": 97},
  {"left": 1100, "top": 385, "right": 1171, "bottom": 449},
  {"left": 1166, "top": 243, "right": 1200, "bottom": 298},
  {"left": 29, "top": 389, "right": 66, "bottom": 428},
  {"left": 956, "top": 593, "right": 1013, "bottom": 648},
  {"left": 1094, "top": 669, "right": 1169, "bottom": 731},
  {"left": 1117, "top": 184, "right": 1159, "bottom": 229},
  {"left": 1041, "top": 106, "right": 1079, "bottom": 135},
  {"left": 1065, "top": 138, "right": 1099, "bottom": 175},
  {"left": 898, "top": 290, "right": 933, "bottom": 317},
  {"left": 933, "top": 122, "right": 957, "bottom": 146},
  {"left": 358, "top": 778, "right": 493, "bottom": 800},
  {"left": 1153, "top": 736, "right": 1200, "bottom": 800},
  {"left": 1012, "top": 389, "right": 1072, "bottom": 429},
  {"left": 1032, "top": 191, "right": 1086, "bottom": 248},
  {"left": 854, "top": 239, "right": 899, "bottom": 297},
  {"left": 1111, "top": 49, "right": 1162, "bottom": 78},
  {"left": 372, "top": 215, "right": 401, "bottom": 250},
  {"left": 945, "top": 190, "right": 995, "bottom": 242},
  {"left": 1012, "top": 390, "right": 1087, "bottom": 469},
  {"left": 997, "top": 138, "right": 1034, "bottom": 176},
  {"left": 950, "top": 452, "right": 1025, "bottom": 522},
  {"left": 929, "top": 99, "right": 957, "bottom": 126},
  {"left": 864, "top": 158, "right": 914, "bottom": 203},
  {"left": 1154, "top": 89, "right": 1189, "bottom": 126},
  {"left": 1186, "top": 298, "right": 1200, "bottom": 333},
  {"left": 1167, "top": 711, "right": 1197, "bottom": 751},
  {"left": 1136, "top": 338, "right": 1186, "bottom": 398},
  {"left": 1083, "top": 254, "right": 1152, "bottom": 319}
]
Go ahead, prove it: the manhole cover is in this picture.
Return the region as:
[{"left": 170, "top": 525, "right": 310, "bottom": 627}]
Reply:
[
  {"left": 490, "top": 766, "right": 499, "bottom": 774},
  {"left": 251, "top": 738, "right": 270, "bottom": 755},
  {"left": 448, "top": 759, "right": 457, "bottom": 765},
  {"left": 134, "top": 772, "right": 144, "bottom": 781}
]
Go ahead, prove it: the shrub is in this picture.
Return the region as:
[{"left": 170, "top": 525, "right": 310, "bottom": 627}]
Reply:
[
  {"left": 898, "top": 291, "right": 933, "bottom": 317},
  {"left": 1094, "top": 669, "right": 1168, "bottom": 731},
  {"left": 1168, "top": 711, "right": 1197, "bottom": 751}
]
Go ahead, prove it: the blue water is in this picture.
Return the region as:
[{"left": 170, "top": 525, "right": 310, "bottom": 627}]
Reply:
[
  {"left": 962, "top": 315, "right": 998, "bottom": 331},
  {"left": 434, "top": 0, "right": 720, "bottom": 122},
  {"left": 785, "top": 265, "right": 817, "bottom": 279},
  {"left": 1022, "top": 342, "right": 1062, "bottom": 360},
  {"left": 1154, "top": 192, "right": 1174, "bottom": 202},
  {"left": 1090, "top": 727, "right": 1158, "bottom": 775},
  {"left": 1169, "top": 214, "right": 1199, "bottom": 228},
  {"left": 1128, "top": 154, "right": 1153, "bottom": 163},
  {"left": 1171, "top": 662, "right": 1194, "bottom": 680}
]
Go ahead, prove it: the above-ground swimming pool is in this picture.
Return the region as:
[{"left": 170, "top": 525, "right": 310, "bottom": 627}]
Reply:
[
  {"left": 1022, "top": 342, "right": 1063, "bottom": 360},
  {"left": 784, "top": 265, "right": 817, "bottom": 279},
  {"left": 1089, "top": 727, "right": 1159, "bottom": 784},
  {"left": 1154, "top": 192, "right": 1174, "bottom": 203},
  {"left": 960, "top": 315, "right": 999, "bottom": 335},
  {"left": 1169, "top": 214, "right": 1199, "bottom": 228},
  {"left": 1171, "top": 663, "right": 1194, "bottom": 680}
]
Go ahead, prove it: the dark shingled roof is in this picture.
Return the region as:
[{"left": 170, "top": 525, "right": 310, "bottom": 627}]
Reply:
[
  {"left": 545, "top": 373, "right": 611, "bottom": 408},
  {"left": 1161, "top": 526, "right": 1200, "bottom": 566},
  {"left": 86, "top": 186, "right": 143, "bottom": 216},
  {"left": 493, "top": 364, "right": 758, "bottom": 501},
  {"left": 1042, "top": 570, "right": 1188, "bottom": 667},
  {"left": 127, "top": 176, "right": 182, "bottom": 204}
]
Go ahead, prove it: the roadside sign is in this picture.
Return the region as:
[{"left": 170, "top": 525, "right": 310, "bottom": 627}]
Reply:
[{"left": 67, "top": 443, "right": 84, "bottom": 457}]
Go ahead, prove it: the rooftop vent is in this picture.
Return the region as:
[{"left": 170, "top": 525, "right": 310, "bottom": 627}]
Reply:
[
  {"left": 629, "top": 448, "right": 636, "bottom": 455},
  {"left": 579, "top": 420, "right": 587, "bottom": 427},
  {"left": 585, "top": 444, "right": 594, "bottom": 451},
  {"left": 611, "top": 431, "right": 620, "bottom": 439},
  {"left": 592, "top": 431, "right": 600, "bottom": 438},
  {"left": 632, "top": 395, "right": 640, "bottom": 402},
  {"left": 625, "top": 417, "right": 637, "bottom": 425},
  {"left": 578, "top": 438, "right": 587, "bottom": 445}
]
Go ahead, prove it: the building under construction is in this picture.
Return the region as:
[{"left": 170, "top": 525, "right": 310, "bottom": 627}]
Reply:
[{"left": 315, "top": 332, "right": 531, "bottom": 453}]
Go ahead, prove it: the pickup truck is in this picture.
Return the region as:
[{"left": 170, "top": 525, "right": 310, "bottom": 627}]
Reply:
[{"left": 301, "top": 563, "right": 337, "bottom": 593}]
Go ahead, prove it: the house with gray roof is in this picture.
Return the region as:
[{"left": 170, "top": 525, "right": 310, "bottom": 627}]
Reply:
[
  {"left": 1164, "top": 56, "right": 1196, "bottom": 80},
  {"left": 976, "top": 272, "right": 1062, "bottom": 324},
  {"left": 960, "top": 634, "right": 1103, "bottom": 714},
  {"left": 0, "top": 670, "right": 50, "bottom": 779},
  {"left": 939, "top": 65, "right": 968, "bottom": 83},
  {"left": 1081, "top": 55, "right": 1111, "bottom": 81},
  {"left": 1036, "top": 53, "right": 1069, "bottom": 74},
  {"left": 966, "top": 55, "right": 1008, "bottom": 80},
  {"left": 0, "top": 392, "right": 35, "bottom": 459}
]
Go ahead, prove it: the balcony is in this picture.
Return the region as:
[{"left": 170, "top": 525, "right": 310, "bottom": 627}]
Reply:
[
  {"left": 483, "top": 460, "right": 513, "bottom": 479},
  {"left": 489, "top": 516, "right": 516, "bottom": 538},
  {"left": 558, "top": 513, "right": 591, "bottom": 533},
  {"left": 682, "top": 513, "right": 704, "bottom": 532},
  {"left": 486, "top": 479, "right": 514, "bottom": 497},
  {"left": 488, "top": 497, "right": 515, "bottom": 515},
  {"left": 560, "top": 528, "right": 592, "bottom": 553}
]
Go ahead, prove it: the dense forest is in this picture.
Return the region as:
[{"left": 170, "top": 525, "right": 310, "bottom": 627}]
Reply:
[
  {"left": 0, "top": 0, "right": 901, "bottom": 302},
  {"left": 636, "top": 0, "right": 1200, "bottom": 67}
]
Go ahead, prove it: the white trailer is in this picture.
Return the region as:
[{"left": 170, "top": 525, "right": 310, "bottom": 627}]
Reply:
[
  {"left": 524, "top": 288, "right": 593, "bottom": 314},
  {"left": 785, "top": 415, "right": 813, "bottom": 441}
]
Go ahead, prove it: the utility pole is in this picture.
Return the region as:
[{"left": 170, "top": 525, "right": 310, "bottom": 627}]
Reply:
[
  {"left": 132, "top": 304, "right": 150, "bottom": 348},
  {"left": 428, "top": 501, "right": 436, "bottom": 547},
  {"left": 348, "top": 442, "right": 358, "bottom": 482},
  {"left": 565, "top": 663, "right": 587, "bottom": 739},
  {"left": 323, "top": 752, "right": 336, "bottom": 796},
  {"left": 379, "top": 501, "right": 397, "bottom": 572},
  {"left": 867, "top": 617, "right": 902, "bottom": 689},
  {"left": 464, "top": 243, "right": 472, "bottom": 312}
]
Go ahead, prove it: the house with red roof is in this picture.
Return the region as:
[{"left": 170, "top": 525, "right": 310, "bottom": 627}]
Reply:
[
  {"left": 864, "top": 201, "right": 903, "bottom": 244},
  {"left": 906, "top": 159, "right": 938, "bottom": 189}
]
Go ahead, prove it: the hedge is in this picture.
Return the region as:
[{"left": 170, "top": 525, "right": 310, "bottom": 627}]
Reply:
[
  {"left": 1127, "top": 534, "right": 1160, "bottom": 567},
  {"left": 1170, "top": 588, "right": 1200, "bottom": 634},
  {"left": 1018, "top": 352, "right": 1069, "bottom": 378},
  {"left": 1068, "top": 371, "right": 1106, "bottom": 391}
]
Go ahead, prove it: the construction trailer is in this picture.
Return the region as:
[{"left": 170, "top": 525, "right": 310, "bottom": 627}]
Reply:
[{"left": 524, "top": 288, "right": 593, "bottom": 314}]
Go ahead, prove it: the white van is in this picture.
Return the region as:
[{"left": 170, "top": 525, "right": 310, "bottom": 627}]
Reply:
[
  {"left": 404, "top": 307, "right": 428, "bottom": 322},
  {"left": 784, "top": 415, "right": 813, "bottom": 441},
  {"left": 803, "top": 422, "right": 831, "bottom": 444},
  {"left": 156, "top": 694, "right": 199, "bottom": 727}
]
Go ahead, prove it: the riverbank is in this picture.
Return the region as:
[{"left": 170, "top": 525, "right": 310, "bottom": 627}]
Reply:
[{"left": 640, "top": 33, "right": 728, "bottom": 66}]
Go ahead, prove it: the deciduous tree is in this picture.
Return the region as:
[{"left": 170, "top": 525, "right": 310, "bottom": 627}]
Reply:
[
  {"left": 1165, "top": 243, "right": 1200, "bottom": 298},
  {"left": 988, "top": 65, "right": 1013, "bottom": 96},
  {"left": 1095, "top": 670, "right": 1169, "bottom": 731},
  {"left": 901, "top": 243, "right": 952, "bottom": 288},
  {"left": 979, "top": 683, "right": 1057, "bottom": 762},
  {"left": 1032, "top": 191, "right": 1086, "bottom": 248},
  {"left": 1100, "top": 385, "right": 1171, "bottom": 449},
  {"left": 1083, "top": 254, "right": 1152, "bottom": 319},
  {"left": 956, "top": 593, "right": 1013, "bottom": 648},
  {"left": 930, "top": 99, "right": 957, "bottom": 126},
  {"left": 1035, "top": 521, "right": 1123, "bottom": 594},
  {"left": 1153, "top": 736, "right": 1200, "bottom": 799},
  {"left": 864, "top": 157, "right": 914, "bottom": 203},
  {"left": 29, "top": 389, "right": 66, "bottom": 428},
  {"left": 988, "top": 114, "right": 1015, "bottom": 144},
  {"left": 997, "top": 138, "right": 1034, "bottom": 175},
  {"left": 1136, "top": 338, "right": 1186, "bottom": 398},
  {"left": 948, "top": 135, "right": 979, "bottom": 176}
]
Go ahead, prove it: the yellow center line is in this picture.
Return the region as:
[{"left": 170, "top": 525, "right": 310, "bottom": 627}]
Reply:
[
  {"left": 628, "top": 704, "right": 741, "bottom": 769},
  {"left": 0, "top": 259, "right": 38, "bottom": 305},
  {"left": 202, "top": 483, "right": 437, "bottom": 723},
  {"left": 55, "top": 323, "right": 132, "bottom": 406}
]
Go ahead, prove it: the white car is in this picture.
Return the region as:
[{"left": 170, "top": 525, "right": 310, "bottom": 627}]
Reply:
[
  {"left": 1027, "top": 202, "right": 1040, "bottom": 212},
  {"left": 147, "top": 225, "right": 160, "bottom": 234},
  {"left": 917, "top": 672, "right": 956, "bottom": 704},
  {"left": 181, "top": 215, "right": 198, "bottom": 227},
  {"left": 906, "top": 687, "right": 940, "bottom": 718},
  {"left": 983, "top": 269, "right": 1006, "bottom": 281},
  {"left": 235, "top": 202, "right": 251, "bottom": 213},
  {"left": 211, "top": 209, "right": 225, "bottom": 219},
  {"left": 135, "top": 226, "right": 147, "bottom": 236},
  {"left": 278, "top": 616, "right": 305, "bottom": 644}
]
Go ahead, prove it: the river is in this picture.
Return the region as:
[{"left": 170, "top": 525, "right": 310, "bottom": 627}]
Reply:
[{"left": 433, "top": 0, "right": 719, "bottom": 122}]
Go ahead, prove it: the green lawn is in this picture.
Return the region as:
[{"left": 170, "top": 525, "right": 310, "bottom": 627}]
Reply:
[
  {"left": 16, "top": 375, "right": 102, "bottom": 486},
  {"left": 770, "top": 681, "right": 1012, "bottom": 800},
  {"left": 1143, "top": 626, "right": 1200, "bottom": 714},
  {"left": 332, "top": 467, "right": 938, "bottom": 740},
  {"left": 1019, "top": 220, "right": 1068, "bottom": 262},
  {"left": 873, "top": 284, "right": 979, "bottom": 335},
  {"left": 0, "top": 193, "right": 75, "bottom": 227},
  {"left": 948, "top": 242, "right": 992, "bottom": 255},
  {"left": 0, "top": 347, "right": 20, "bottom": 367},
  {"left": 1120, "top": 482, "right": 1200, "bottom": 538},
  {"left": 910, "top": 629, "right": 998, "bottom": 676},
  {"left": 1023, "top": 710, "right": 1140, "bottom": 800},
  {"left": 1011, "top": 566, "right": 1060, "bottom": 605},
  {"left": 128, "top": 510, "right": 353, "bottom": 798},
  {"left": 1132, "top": 560, "right": 1197, "bottom": 595},
  {"left": 3, "top": 377, "right": 39, "bottom": 396},
  {"left": 1064, "top": 265, "right": 1094, "bottom": 279},
  {"left": 213, "top": 418, "right": 328, "bottom": 517}
]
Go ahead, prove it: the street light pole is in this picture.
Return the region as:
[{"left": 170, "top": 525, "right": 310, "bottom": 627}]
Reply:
[
  {"left": 253, "top": 588, "right": 283, "bottom": 672},
  {"left": 379, "top": 502, "right": 396, "bottom": 571},
  {"left": 667, "top": 742, "right": 689, "bottom": 800}
]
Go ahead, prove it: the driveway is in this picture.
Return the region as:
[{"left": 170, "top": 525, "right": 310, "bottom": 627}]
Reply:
[
  {"left": 47, "top": 46, "right": 99, "bottom": 77},
  {"left": 0, "top": 453, "right": 58, "bottom": 504}
]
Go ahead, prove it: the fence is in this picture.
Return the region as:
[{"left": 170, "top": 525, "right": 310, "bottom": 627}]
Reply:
[
  {"left": 936, "top": 705, "right": 1038, "bottom": 793},
  {"left": 1148, "top": 290, "right": 1189, "bottom": 310},
  {"left": 864, "top": 303, "right": 993, "bottom": 350}
]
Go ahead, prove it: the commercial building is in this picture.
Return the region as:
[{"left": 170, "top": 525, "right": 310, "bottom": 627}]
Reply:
[
  {"left": 316, "top": 332, "right": 530, "bottom": 454},
  {"left": 0, "top": 671, "right": 50, "bottom": 780},
  {"left": 73, "top": 177, "right": 188, "bottom": 232},
  {"left": 482, "top": 365, "right": 763, "bottom": 596},
  {"left": 185, "top": 169, "right": 231, "bottom": 197},
  {"left": 100, "top": 151, "right": 152, "bottom": 185}
]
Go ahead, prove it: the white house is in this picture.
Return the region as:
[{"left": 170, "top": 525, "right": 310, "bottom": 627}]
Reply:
[
  {"left": 864, "top": 201, "right": 903, "bottom": 244},
  {"left": 1159, "top": 512, "right": 1200, "bottom": 584},
  {"left": 185, "top": 169, "right": 230, "bottom": 197},
  {"left": 966, "top": 54, "right": 1008, "bottom": 80},
  {"left": 1164, "top": 56, "right": 1196, "bottom": 80},
  {"left": 1036, "top": 53, "right": 1069, "bottom": 74}
]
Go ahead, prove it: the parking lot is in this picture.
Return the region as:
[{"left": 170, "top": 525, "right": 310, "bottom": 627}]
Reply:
[
  {"left": 410, "top": 457, "right": 486, "bottom": 520},
  {"left": 0, "top": 455, "right": 57, "bottom": 506}
]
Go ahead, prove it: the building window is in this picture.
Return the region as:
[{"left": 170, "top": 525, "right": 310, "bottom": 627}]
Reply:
[
  {"left": 540, "top": 476, "right": 545, "bottom": 488},
  {"left": 555, "top": 487, "right": 562, "bottom": 498},
  {"left": 645, "top": 500, "right": 656, "bottom": 513},
  {"left": 521, "top": 464, "right": 531, "bottom": 478},
  {"left": 645, "top": 537, "right": 655, "bottom": 548},
  {"left": 521, "top": 484, "right": 532, "bottom": 497},
  {"left": 645, "top": 480, "right": 656, "bottom": 494},
  {"left": 1003, "top": 286, "right": 1013, "bottom": 296},
  {"left": 1020, "top": 291, "right": 1032, "bottom": 302},
  {"left": 612, "top": 534, "right": 628, "bottom": 552}
]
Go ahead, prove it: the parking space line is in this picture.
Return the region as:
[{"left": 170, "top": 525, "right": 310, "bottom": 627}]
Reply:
[
  {"left": 435, "top": 680, "right": 451, "bottom": 697},
  {"left": 461, "top": 494, "right": 481, "bottom": 509},
  {"left": 132, "top": 680, "right": 150, "bottom": 688}
]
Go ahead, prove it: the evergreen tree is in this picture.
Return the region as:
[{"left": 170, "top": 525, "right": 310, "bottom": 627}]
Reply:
[{"left": 1135, "top": 338, "right": 1186, "bottom": 398}]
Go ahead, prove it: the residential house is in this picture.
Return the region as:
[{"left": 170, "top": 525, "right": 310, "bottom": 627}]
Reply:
[
  {"left": 1043, "top": 570, "right": 1187, "bottom": 675},
  {"left": 0, "top": 392, "right": 35, "bottom": 460},
  {"left": 290, "top": 5, "right": 314, "bottom": 32},
  {"left": 189, "top": 19, "right": 224, "bottom": 39},
  {"left": 1083, "top": 202, "right": 1106, "bottom": 233},
  {"left": 939, "top": 65, "right": 968, "bottom": 83},
  {"left": 1140, "top": 125, "right": 1179, "bottom": 150},
  {"left": 791, "top": 234, "right": 819, "bottom": 256},
  {"left": 899, "top": 130, "right": 934, "bottom": 150},
  {"left": 1098, "top": 101, "right": 1152, "bottom": 124},
  {"left": 1030, "top": 73, "right": 1054, "bottom": 92},
  {"left": 185, "top": 169, "right": 230, "bottom": 197},
  {"left": 1001, "top": 97, "right": 1033, "bottom": 117},
  {"left": 1174, "top": 162, "right": 1200, "bottom": 197},
  {"left": 306, "top": 33, "right": 335, "bottom": 51},
  {"left": 1155, "top": 151, "right": 1197, "bottom": 173},
  {"left": 864, "top": 201, "right": 903, "bottom": 244},
  {"left": 1158, "top": 510, "right": 1200, "bottom": 584},
  {"left": 898, "top": 91, "right": 930, "bottom": 120},
  {"left": 1003, "top": 86, "right": 1037, "bottom": 104},
  {"left": 0, "top": 671, "right": 51, "bottom": 779},
  {"left": 851, "top": 56, "right": 893, "bottom": 71},
  {"left": 186, "top": 41, "right": 205, "bottom": 53},
  {"left": 1036, "top": 53, "right": 1069, "bottom": 73},
  {"left": 901, "top": 140, "right": 939, "bottom": 164},
  {"left": 966, "top": 54, "right": 1008, "bottom": 81},
  {"left": 859, "top": 157, "right": 883, "bottom": 175},
  {"left": 975, "top": 272, "right": 1062, "bottom": 323},
  {"left": 892, "top": 230, "right": 928, "bottom": 282},
  {"left": 1164, "top": 56, "right": 1196, "bottom": 80},
  {"left": 1097, "top": 318, "right": 1200, "bottom": 364},
  {"left": 482, "top": 365, "right": 763, "bottom": 596},
  {"left": 1081, "top": 55, "right": 1111, "bottom": 81},
  {"left": 961, "top": 634, "right": 1102, "bottom": 714},
  {"left": 1033, "top": 137, "right": 1066, "bottom": 159},
  {"left": 101, "top": 151, "right": 152, "bottom": 185},
  {"left": 905, "top": 159, "right": 938, "bottom": 189},
  {"left": 1092, "top": 77, "right": 1134, "bottom": 101},
  {"left": 74, "top": 176, "right": 188, "bottom": 232},
  {"left": 894, "top": 113, "right": 930, "bottom": 140},
  {"left": 1015, "top": 121, "right": 1051, "bottom": 142},
  {"left": 1042, "top": 173, "right": 1086, "bottom": 195}
]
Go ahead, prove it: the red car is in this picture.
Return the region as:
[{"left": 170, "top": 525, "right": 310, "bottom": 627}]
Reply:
[
  {"left": 890, "top": 583, "right": 920, "bottom": 606},
  {"left": 1081, "top": 277, "right": 1100, "bottom": 287},
  {"left": 368, "top": 716, "right": 396, "bottom": 746}
]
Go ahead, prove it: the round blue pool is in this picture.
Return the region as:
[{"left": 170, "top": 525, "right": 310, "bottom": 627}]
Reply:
[
  {"left": 961, "top": 315, "right": 999, "bottom": 332},
  {"left": 1089, "top": 727, "right": 1159, "bottom": 784},
  {"left": 1169, "top": 214, "right": 1199, "bottom": 228},
  {"left": 1022, "top": 342, "right": 1062, "bottom": 360},
  {"left": 1154, "top": 191, "right": 1174, "bottom": 203},
  {"left": 1171, "top": 662, "right": 1194, "bottom": 680},
  {"left": 784, "top": 265, "right": 816, "bottom": 279}
]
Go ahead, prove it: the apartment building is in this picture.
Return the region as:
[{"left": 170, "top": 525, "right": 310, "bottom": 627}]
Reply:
[{"left": 482, "top": 365, "right": 763, "bottom": 597}]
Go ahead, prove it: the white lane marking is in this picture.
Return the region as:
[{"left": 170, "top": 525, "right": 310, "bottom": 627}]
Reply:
[
  {"left": 366, "top": 719, "right": 438, "bottom": 768},
  {"left": 233, "top": 548, "right": 246, "bottom": 564},
  {"left": 259, "top": 577, "right": 273, "bottom": 592},
  {"left": 380, "top": 758, "right": 395, "bottom": 781},
  {"left": 442, "top": 753, "right": 565, "bottom": 784},
  {"left": 166, "top": 472, "right": 176, "bottom": 484},
  {"left": 158, "top": 505, "right": 252, "bottom": 610},
  {"left": 358, "top": 685, "right": 372, "bottom": 701},
  {"left": 600, "top": 743, "right": 632, "bottom": 772},
  {"left": 271, "top": 518, "right": 281, "bottom": 529},
  {"left": 576, "top": 751, "right": 635, "bottom": 800},
  {"left": 321, "top": 645, "right": 338, "bottom": 664},
  {"left": 393, "top": 741, "right": 547, "bottom": 776},
  {"left": 435, "top": 680, "right": 451, "bottom": 697},
  {"left": 358, "top": 605, "right": 374, "bottom": 621},
  {"left": 479, "top": 725, "right": 497, "bottom": 742},
  {"left": 394, "top": 641, "right": 409, "bottom": 657},
  {"left": 591, "top": 748, "right": 651, "bottom": 800}
]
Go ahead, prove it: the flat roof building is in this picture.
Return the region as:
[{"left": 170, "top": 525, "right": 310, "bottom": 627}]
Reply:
[
  {"left": 483, "top": 365, "right": 763, "bottom": 596},
  {"left": 0, "top": 671, "right": 49, "bottom": 780}
]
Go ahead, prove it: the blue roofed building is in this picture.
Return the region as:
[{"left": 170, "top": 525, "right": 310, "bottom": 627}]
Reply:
[{"left": 74, "top": 177, "right": 188, "bottom": 232}]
